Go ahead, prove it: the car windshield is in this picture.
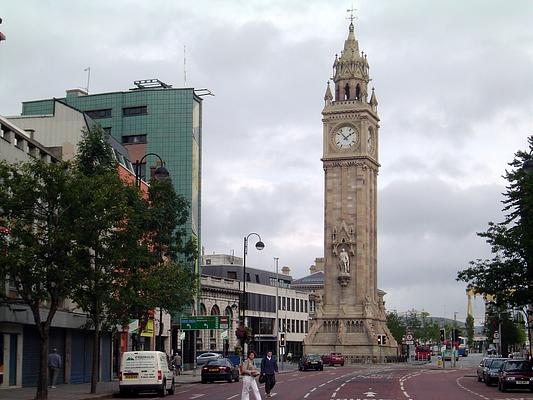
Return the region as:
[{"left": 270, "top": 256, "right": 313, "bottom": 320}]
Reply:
[
  {"left": 206, "top": 359, "right": 226, "bottom": 366},
  {"left": 490, "top": 360, "right": 505, "bottom": 369},
  {"left": 505, "top": 361, "right": 533, "bottom": 371},
  {"left": 307, "top": 355, "right": 321, "bottom": 360}
]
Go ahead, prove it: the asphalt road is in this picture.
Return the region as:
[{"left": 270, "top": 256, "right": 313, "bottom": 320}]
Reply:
[{"left": 121, "top": 355, "right": 533, "bottom": 400}]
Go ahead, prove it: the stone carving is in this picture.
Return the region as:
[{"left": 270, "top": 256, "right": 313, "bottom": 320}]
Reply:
[{"left": 339, "top": 248, "right": 350, "bottom": 273}]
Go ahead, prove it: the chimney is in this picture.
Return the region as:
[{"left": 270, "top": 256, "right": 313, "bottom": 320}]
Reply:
[{"left": 281, "top": 266, "right": 291, "bottom": 276}]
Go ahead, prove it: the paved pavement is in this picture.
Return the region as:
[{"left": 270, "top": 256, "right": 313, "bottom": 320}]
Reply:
[{"left": 0, "top": 364, "right": 300, "bottom": 400}]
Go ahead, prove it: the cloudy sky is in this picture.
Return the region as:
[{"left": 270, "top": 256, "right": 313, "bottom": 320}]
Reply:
[{"left": 2, "top": 0, "right": 533, "bottom": 324}]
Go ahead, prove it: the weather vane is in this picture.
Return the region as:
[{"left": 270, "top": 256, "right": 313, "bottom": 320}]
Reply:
[{"left": 346, "top": 4, "right": 357, "bottom": 25}]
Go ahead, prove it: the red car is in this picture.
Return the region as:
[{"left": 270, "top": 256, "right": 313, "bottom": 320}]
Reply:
[
  {"left": 498, "top": 360, "right": 533, "bottom": 392},
  {"left": 321, "top": 353, "right": 345, "bottom": 366}
]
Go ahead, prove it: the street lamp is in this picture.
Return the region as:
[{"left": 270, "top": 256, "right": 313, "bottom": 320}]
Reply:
[
  {"left": 134, "top": 153, "right": 169, "bottom": 187},
  {"left": 274, "top": 257, "right": 280, "bottom": 366},
  {"left": 241, "top": 233, "right": 264, "bottom": 353},
  {"left": 524, "top": 159, "right": 533, "bottom": 360}
]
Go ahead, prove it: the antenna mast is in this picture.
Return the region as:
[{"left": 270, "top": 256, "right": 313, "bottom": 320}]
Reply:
[
  {"left": 183, "top": 45, "right": 187, "bottom": 87},
  {"left": 84, "top": 67, "right": 91, "bottom": 93}
]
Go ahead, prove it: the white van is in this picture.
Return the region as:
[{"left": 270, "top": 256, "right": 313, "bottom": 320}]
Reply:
[{"left": 119, "top": 351, "right": 175, "bottom": 397}]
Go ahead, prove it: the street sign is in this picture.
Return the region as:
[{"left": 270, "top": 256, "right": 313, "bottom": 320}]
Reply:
[
  {"left": 406, "top": 340, "right": 414, "bottom": 345},
  {"left": 180, "top": 316, "right": 221, "bottom": 330},
  {"left": 220, "top": 316, "right": 229, "bottom": 329},
  {"left": 406, "top": 334, "right": 413, "bottom": 341},
  {"left": 493, "top": 332, "right": 500, "bottom": 339}
]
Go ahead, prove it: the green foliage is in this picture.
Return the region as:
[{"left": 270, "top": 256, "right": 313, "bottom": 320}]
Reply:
[
  {"left": 386, "top": 311, "right": 405, "bottom": 344},
  {"left": 386, "top": 310, "right": 442, "bottom": 344},
  {"left": 75, "top": 125, "right": 116, "bottom": 177},
  {"left": 465, "top": 314, "right": 475, "bottom": 348},
  {"left": 485, "top": 306, "right": 525, "bottom": 356},
  {"left": 457, "top": 136, "right": 533, "bottom": 307}
]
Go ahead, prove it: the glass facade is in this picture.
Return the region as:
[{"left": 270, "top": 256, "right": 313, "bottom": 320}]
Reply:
[{"left": 21, "top": 87, "right": 202, "bottom": 273}]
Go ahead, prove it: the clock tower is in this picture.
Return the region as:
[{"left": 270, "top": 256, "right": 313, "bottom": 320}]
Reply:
[{"left": 304, "top": 19, "right": 397, "bottom": 361}]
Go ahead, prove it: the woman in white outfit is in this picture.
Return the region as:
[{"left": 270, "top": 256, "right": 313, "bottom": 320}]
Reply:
[{"left": 240, "top": 351, "right": 262, "bottom": 400}]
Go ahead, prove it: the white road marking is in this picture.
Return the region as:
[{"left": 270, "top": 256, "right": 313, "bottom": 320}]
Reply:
[{"left": 226, "top": 394, "right": 239, "bottom": 399}]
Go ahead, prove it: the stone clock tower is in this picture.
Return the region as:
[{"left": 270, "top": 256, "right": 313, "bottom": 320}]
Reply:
[{"left": 304, "top": 20, "right": 397, "bottom": 361}]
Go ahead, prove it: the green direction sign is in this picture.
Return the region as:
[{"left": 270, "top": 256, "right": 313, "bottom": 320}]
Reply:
[{"left": 180, "top": 316, "right": 221, "bottom": 330}]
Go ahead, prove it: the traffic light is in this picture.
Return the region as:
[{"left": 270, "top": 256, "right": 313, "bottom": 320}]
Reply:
[
  {"left": 279, "top": 332, "right": 285, "bottom": 347},
  {"left": 382, "top": 335, "right": 386, "bottom": 345},
  {"left": 453, "top": 328, "right": 460, "bottom": 342},
  {"left": 377, "top": 335, "right": 382, "bottom": 345},
  {"left": 439, "top": 328, "right": 445, "bottom": 342}
]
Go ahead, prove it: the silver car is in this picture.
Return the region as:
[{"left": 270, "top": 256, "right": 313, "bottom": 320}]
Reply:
[{"left": 196, "top": 352, "right": 223, "bottom": 366}]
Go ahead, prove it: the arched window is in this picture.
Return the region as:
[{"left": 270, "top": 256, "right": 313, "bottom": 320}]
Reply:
[
  {"left": 344, "top": 83, "right": 350, "bottom": 100},
  {"left": 199, "top": 303, "right": 207, "bottom": 316},
  {"left": 355, "top": 84, "right": 361, "bottom": 100},
  {"left": 211, "top": 305, "right": 220, "bottom": 316}
]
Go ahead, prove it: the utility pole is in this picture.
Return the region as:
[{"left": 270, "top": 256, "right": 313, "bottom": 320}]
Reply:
[{"left": 274, "top": 257, "right": 280, "bottom": 368}]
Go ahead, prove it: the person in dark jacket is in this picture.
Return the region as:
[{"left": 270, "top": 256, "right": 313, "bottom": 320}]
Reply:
[
  {"left": 260, "top": 350, "right": 278, "bottom": 397},
  {"left": 48, "top": 348, "right": 62, "bottom": 388}
]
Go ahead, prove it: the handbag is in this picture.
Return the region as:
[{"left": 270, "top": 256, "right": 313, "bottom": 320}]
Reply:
[{"left": 258, "top": 373, "right": 266, "bottom": 384}]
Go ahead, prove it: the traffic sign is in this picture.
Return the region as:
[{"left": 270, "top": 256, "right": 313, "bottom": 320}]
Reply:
[
  {"left": 493, "top": 332, "right": 500, "bottom": 339},
  {"left": 180, "top": 316, "right": 221, "bottom": 330},
  {"left": 220, "top": 316, "right": 229, "bottom": 329},
  {"left": 406, "top": 334, "right": 413, "bottom": 341}
]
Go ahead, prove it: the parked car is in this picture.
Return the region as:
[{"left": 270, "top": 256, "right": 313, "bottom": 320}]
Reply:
[
  {"left": 119, "top": 351, "right": 175, "bottom": 397},
  {"left": 484, "top": 358, "right": 508, "bottom": 386},
  {"left": 201, "top": 358, "right": 240, "bottom": 384},
  {"left": 477, "top": 357, "right": 493, "bottom": 382},
  {"left": 498, "top": 359, "right": 533, "bottom": 392},
  {"left": 321, "top": 353, "right": 345, "bottom": 366},
  {"left": 196, "top": 352, "right": 223, "bottom": 366},
  {"left": 299, "top": 354, "right": 324, "bottom": 371}
]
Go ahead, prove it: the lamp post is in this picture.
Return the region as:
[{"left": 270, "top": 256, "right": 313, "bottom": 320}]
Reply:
[
  {"left": 134, "top": 153, "right": 169, "bottom": 187},
  {"left": 523, "top": 159, "right": 533, "bottom": 360},
  {"left": 133, "top": 153, "right": 170, "bottom": 352},
  {"left": 274, "top": 257, "right": 280, "bottom": 366},
  {"left": 241, "top": 233, "right": 264, "bottom": 355}
]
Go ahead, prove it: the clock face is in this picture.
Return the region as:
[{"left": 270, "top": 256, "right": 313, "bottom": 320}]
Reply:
[{"left": 334, "top": 126, "right": 357, "bottom": 149}]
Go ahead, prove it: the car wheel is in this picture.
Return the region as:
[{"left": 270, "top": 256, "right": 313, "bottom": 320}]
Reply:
[
  {"left": 330, "top": 363, "right": 334, "bottom": 367},
  {"left": 341, "top": 363, "right": 344, "bottom": 367},
  {"left": 320, "top": 366, "right": 323, "bottom": 371},
  {"left": 485, "top": 378, "right": 491, "bottom": 386},
  {"left": 158, "top": 379, "right": 167, "bottom": 397},
  {"left": 201, "top": 378, "right": 207, "bottom": 384},
  {"left": 227, "top": 374, "right": 233, "bottom": 383},
  {"left": 500, "top": 382, "right": 506, "bottom": 392},
  {"left": 168, "top": 379, "right": 175, "bottom": 395},
  {"left": 234, "top": 375, "right": 240, "bottom": 382}
]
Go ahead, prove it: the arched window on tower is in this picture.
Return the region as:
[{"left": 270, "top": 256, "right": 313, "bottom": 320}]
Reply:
[
  {"left": 335, "top": 86, "right": 340, "bottom": 101},
  {"left": 355, "top": 84, "right": 361, "bottom": 101},
  {"left": 344, "top": 83, "right": 350, "bottom": 100}
]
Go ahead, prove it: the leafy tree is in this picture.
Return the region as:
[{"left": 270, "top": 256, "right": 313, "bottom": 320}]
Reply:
[
  {"left": 386, "top": 311, "right": 405, "bottom": 344},
  {"left": 485, "top": 306, "right": 525, "bottom": 356},
  {"left": 457, "top": 136, "right": 533, "bottom": 308},
  {"left": 70, "top": 125, "right": 145, "bottom": 394},
  {"left": 0, "top": 159, "right": 80, "bottom": 400},
  {"left": 465, "top": 314, "right": 475, "bottom": 348}
]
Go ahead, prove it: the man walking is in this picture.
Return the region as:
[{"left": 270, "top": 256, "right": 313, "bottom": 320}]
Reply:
[
  {"left": 260, "top": 350, "right": 278, "bottom": 398},
  {"left": 172, "top": 351, "right": 182, "bottom": 375},
  {"left": 48, "top": 348, "right": 62, "bottom": 388}
]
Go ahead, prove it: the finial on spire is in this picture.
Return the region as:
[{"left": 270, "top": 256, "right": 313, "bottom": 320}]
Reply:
[{"left": 346, "top": 5, "right": 357, "bottom": 32}]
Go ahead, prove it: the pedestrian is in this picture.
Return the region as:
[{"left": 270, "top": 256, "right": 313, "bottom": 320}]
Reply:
[
  {"left": 48, "top": 348, "right": 62, "bottom": 388},
  {"left": 240, "top": 350, "right": 261, "bottom": 400},
  {"left": 260, "top": 350, "right": 278, "bottom": 398},
  {"left": 172, "top": 351, "right": 182, "bottom": 375}
]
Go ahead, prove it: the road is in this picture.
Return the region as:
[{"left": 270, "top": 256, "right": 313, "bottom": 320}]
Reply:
[{"left": 124, "top": 354, "right": 533, "bottom": 400}]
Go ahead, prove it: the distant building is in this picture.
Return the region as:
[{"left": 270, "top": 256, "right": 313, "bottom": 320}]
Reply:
[{"left": 199, "top": 254, "right": 310, "bottom": 358}]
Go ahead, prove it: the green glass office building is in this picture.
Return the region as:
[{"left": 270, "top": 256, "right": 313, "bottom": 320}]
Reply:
[{"left": 21, "top": 81, "right": 203, "bottom": 270}]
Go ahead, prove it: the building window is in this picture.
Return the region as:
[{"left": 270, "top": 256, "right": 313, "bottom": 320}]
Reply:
[
  {"left": 278, "top": 296, "right": 281, "bottom": 310},
  {"left": 304, "top": 300, "right": 308, "bottom": 313},
  {"left": 103, "top": 127, "right": 112, "bottom": 135},
  {"left": 227, "top": 271, "right": 236, "bottom": 279},
  {"left": 246, "top": 273, "right": 250, "bottom": 282},
  {"left": 296, "top": 299, "right": 300, "bottom": 313},
  {"left": 291, "top": 298, "right": 295, "bottom": 311},
  {"left": 86, "top": 109, "right": 112, "bottom": 119},
  {"left": 123, "top": 106, "right": 148, "bottom": 117},
  {"left": 122, "top": 134, "right": 147, "bottom": 144},
  {"left": 305, "top": 321, "right": 308, "bottom": 333},
  {"left": 255, "top": 274, "right": 260, "bottom": 283},
  {"left": 282, "top": 297, "right": 286, "bottom": 310}
]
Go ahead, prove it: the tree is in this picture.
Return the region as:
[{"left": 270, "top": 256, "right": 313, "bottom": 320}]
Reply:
[
  {"left": 465, "top": 314, "right": 475, "bottom": 348},
  {"left": 457, "top": 136, "right": 533, "bottom": 308},
  {"left": 0, "top": 159, "right": 80, "bottom": 400},
  {"left": 70, "top": 125, "right": 145, "bottom": 394},
  {"left": 386, "top": 311, "right": 405, "bottom": 344}
]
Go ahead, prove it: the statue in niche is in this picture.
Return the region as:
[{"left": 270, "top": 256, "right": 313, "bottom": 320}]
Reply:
[{"left": 338, "top": 247, "right": 350, "bottom": 273}]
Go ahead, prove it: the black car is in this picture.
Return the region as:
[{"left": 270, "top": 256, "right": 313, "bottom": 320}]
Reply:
[
  {"left": 498, "top": 359, "right": 533, "bottom": 392},
  {"left": 299, "top": 354, "right": 324, "bottom": 371},
  {"left": 201, "top": 358, "right": 240, "bottom": 384},
  {"left": 485, "top": 358, "right": 508, "bottom": 386}
]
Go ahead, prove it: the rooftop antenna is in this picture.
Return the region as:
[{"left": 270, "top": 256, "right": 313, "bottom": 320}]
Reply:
[
  {"left": 183, "top": 45, "right": 187, "bottom": 87},
  {"left": 84, "top": 67, "right": 91, "bottom": 93}
]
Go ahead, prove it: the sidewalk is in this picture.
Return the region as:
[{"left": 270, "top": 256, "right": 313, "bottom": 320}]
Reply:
[
  {"left": 0, "top": 371, "right": 202, "bottom": 400},
  {"left": 0, "top": 363, "right": 297, "bottom": 400}
]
